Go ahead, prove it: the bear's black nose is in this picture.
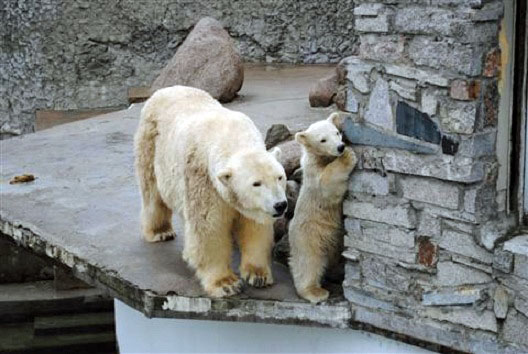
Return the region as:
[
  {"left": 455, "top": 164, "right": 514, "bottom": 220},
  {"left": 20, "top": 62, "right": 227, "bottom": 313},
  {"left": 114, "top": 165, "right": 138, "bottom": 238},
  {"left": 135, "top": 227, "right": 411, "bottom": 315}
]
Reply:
[
  {"left": 338, "top": 144, "right": 345, "bottom": 153},
  {"left": 274, "top": 201, "right": 288, "bottom": 215}
]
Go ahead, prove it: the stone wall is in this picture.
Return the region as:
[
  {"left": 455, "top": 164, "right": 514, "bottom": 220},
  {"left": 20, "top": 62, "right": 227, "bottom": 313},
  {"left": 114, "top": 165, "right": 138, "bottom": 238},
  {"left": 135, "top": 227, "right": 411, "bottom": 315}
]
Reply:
[
  {"left": 1, "top": 0, "right": 357, "bottom": 138},
  {"left": 339, "top": 0, "right": 528, "bottom": 352}
]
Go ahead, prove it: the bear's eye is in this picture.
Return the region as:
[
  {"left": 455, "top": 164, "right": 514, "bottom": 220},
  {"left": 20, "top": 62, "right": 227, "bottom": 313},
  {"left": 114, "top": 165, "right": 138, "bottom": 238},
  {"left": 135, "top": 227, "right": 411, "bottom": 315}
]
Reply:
[
  {"left": 321, "top": 139, "right": 327, "bottom": 143},
  {"left": 278, "top": 176, "right": 283, "bottom": 181},
  {"left": 336, "top": 132, "right": 340, "bottom": 135},
  {"left": 253, "top": 181, "right": 261, "bottom": 187}
]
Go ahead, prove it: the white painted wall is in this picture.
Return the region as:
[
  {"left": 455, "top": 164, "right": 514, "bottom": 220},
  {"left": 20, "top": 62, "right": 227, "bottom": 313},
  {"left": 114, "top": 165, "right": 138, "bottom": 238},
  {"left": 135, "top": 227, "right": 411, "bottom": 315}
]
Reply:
[{"left": 115, "top": 300, "right": 432, "bottom": 353}]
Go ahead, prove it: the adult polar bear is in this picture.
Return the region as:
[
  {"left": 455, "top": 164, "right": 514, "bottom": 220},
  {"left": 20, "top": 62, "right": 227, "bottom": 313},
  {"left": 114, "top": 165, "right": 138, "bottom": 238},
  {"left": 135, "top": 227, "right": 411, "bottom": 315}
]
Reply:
[{"left": 134, "top": 86, "right": 288, "bottom": 297}]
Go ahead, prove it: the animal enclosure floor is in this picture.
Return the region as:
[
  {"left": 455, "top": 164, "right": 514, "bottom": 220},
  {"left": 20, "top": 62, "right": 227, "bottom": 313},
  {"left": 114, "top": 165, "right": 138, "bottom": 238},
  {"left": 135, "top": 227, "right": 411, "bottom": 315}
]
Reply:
[{"left": 0, "top": 65, "right": 351, "bottom": 326}]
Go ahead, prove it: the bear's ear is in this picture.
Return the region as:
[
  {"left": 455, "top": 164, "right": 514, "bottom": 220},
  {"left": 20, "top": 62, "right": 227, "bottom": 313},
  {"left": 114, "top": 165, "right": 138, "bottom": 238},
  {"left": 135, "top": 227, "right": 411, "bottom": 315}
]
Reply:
[
  {"left": 327, "top": 112, "right": 343, "bottom": 131},
  {"left": 295, "top": 132, "right": 307, "bottom": 146},
  {"left": 217, "top": 168, "right": 232, "bottom": 186},
  {"left": 269, "top": 146, "right": 281, "bottom": 160}
]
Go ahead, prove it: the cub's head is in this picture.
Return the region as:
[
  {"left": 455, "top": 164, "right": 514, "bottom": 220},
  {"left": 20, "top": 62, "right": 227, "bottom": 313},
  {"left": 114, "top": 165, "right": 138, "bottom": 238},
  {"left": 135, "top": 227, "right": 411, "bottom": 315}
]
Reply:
[
  {"left": 295, "top": 113, "right": 345, "bottom": 157},
  {"left": 216, "top": 148, "right": 287, "bottom": 223}
]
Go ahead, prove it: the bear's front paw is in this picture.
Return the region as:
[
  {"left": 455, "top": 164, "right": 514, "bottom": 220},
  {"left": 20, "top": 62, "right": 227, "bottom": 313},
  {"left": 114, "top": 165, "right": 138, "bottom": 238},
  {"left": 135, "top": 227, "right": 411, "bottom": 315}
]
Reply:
[
  {"left": 241, "top": 264, "right": 274, "bottom": 288},
  {"left": 144, "top": 230, "right": 176, "bottom": 243},
  {"left": 206, "top": 274, "right": 243, "bottom": 298},
  {"left": 341, "top": 147, "right": 357, "bottom": 168},
  {"left": 299, "top": 286, "right": 329, "bottom": 304}
]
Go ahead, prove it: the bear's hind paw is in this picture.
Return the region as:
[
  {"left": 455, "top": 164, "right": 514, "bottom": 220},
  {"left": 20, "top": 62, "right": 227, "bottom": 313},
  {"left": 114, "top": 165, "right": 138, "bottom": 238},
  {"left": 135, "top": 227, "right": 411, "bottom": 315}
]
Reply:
[
  {"left": 299, "top": 286, "right": 329, "bottom": 304},
  {"left": 145, "top": 230, "right": 176, "bottom": 243},
  {"left": 241, "top": 265, "right": 274, "bottom": 288},
  {"left": 207, "top": 275, "right": 243, "bottom": 298}
]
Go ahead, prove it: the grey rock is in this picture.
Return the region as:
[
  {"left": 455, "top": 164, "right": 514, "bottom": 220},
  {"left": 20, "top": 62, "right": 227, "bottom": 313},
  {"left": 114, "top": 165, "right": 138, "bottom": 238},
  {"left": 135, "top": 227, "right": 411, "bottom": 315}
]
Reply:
[
  {"left": 309, "top": 73, "right": 338, "bottom": 107},
  {"left": 285, "top": 180, "right": 300, "bottom": 218},
  {"left": 349, "top": 171, "right": 393, "bottom": 196},
  {"left": 459, "top": 131, "right": 497, "bottom": 158},
  {"left": 360, "top": 35, "right": 405, "bottom": 63},
  {"left": 514, "top": 255, "right": 528, "bottom": 280},
  {"left": 355, "top": 15, "right": 390, "bottom": 33},
  {"left": 290, "top": 168, "right": 303, "bottom": 184},
  {"left": 343, "top": 199, "right": 417, "bottom": 229},
  {"left": 365, "top": 78, "right": 393, "bottom": 131},
  {"left": 389, "top": 78, "right": 417, "bottom": 101},
  {"left": 493, "top": 249, "right": 514, "bottom": 273},
  {"left": 417, "top": 212, "right": 441, "bottom": 238},
  {"left": 514, "top": 296, "right": 528, "bottom": 318},
  {"left": 344, "top": 286, "right": 398, "bottom": 311},
  {"left": 503, "top": 235, "right": 528, "bottom": 256},
  {"left": 346, "top": 234, "right": 416, "bottom": 263},
  {"left": 152, "top": 17, "right": 244, "bottom": 103},
  {"left": 273, "top": 217, "right": 289, "bottom": 242},
  {"left": 439, "top": 230, "right": 493, "bottom": 264},
  {"left": 265, "top": 124, "right": 292, "bottom": 150},
  {"left": 360, "top": 220, "right": 415, "bottom": 248},
  {"left": 436, "top": 261, "right": 492, "bottom": 286},
  {"left": 272, "top": 234, "right": 290, "bottom": 266},
  {"left": 354, "top": 4, "right": 384, "bottom": 16},
  {"left": 504, "top": 311, "right": 528, "bottom": 347},
  {"left": 421, "top": 90, "right": 439, "bottom": 116},
  {"left": 399, "top": 176, "right": 460, "bottom": 210},
  {"left": 394, "top": 7, "right": 456, "bottom": 36},
  {"left": 384, "top": 63, "right": 449, "bottom": 87},
  {"left": 440, "top": 100, "right": 478, "bottom": 135},
  {"left": 422, "top": 308, "right": 498, "bottom": 332},
  {"left": 493, "top": 286, "right": 509, "bottom": 319},
  {"left": 422, "top": 288, "right": 482, "bottom": 306}
]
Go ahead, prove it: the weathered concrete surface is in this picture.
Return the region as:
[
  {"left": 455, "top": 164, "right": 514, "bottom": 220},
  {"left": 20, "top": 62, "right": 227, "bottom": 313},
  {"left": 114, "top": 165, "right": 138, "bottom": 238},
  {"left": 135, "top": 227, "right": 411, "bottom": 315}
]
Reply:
[{"left": 0, "top": 65, "right": 352, "bottom": 327}]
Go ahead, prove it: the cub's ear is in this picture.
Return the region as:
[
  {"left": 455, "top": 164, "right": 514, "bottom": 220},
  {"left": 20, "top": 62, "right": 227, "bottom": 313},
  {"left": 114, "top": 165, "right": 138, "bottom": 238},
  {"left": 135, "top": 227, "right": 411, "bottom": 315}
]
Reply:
[
  {"left": 295, "top": 132, "right": 307, "bottom": 145},
  {"left": 217, "top": 168, "right": 232, "bottom": 186},
  {"left": 269, "top": 146, "right": 282, "bottom": 160},
  {"left": 327, "top": 112, "right": 343, "bottom": 131}
]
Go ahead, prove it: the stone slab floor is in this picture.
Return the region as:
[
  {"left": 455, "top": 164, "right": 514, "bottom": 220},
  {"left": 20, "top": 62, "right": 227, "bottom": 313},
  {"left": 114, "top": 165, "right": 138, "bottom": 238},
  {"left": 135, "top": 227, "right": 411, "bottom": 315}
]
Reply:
[{"left": 0, "top": 65, "right": 338, "bottom": 321}]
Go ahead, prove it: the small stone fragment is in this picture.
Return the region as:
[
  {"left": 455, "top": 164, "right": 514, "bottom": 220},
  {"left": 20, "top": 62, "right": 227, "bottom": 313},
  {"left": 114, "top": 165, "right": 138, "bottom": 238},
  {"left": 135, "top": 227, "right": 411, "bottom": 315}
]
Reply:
[
  {"left": 494, "top": 286, "right": 509, "bottom": 319},
  {"left": 450, "top": 80, "right": 480, "bottom": 101},
  {"left": 483, "top": 48, "right": 501, "bottom": 77},
  {"left": 418, "top": 238, "right": 437, "bottom": 267},
  {"left": 9, "top": 174, "right": 35, "bottom": 184}
]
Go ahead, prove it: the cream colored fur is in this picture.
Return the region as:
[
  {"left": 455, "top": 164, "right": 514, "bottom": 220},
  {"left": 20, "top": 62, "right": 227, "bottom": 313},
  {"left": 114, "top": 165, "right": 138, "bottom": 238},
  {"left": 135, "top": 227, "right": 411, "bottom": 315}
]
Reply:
[
  {"left": 134, "top": 86, "right": 287, "bottom": 298},
  {"left": 288, "top": 113, "right": 357, "bottom": 303}
]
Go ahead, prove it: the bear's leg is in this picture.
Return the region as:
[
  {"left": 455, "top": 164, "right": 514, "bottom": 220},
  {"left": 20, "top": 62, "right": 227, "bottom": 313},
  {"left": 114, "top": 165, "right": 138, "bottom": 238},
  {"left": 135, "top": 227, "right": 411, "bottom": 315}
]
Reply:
[
  {"left": 182, "top": 206, "right": 242, "bottom": 298},
  {"left": 289, "top": 236, "right": 329, "bottom": 304},
  {"left": 235, "top": 216, "right": 274, "bottom": 288},
  {"left": 140, "top": 188, "right": 176, "bottom": 243}
]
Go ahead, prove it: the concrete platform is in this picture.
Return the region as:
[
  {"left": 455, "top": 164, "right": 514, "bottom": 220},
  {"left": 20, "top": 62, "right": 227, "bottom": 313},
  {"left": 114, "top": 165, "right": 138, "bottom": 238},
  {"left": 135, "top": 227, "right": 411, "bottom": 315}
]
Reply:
[{"left": 0, "top": 65, "right": 354, "bottom": 327}]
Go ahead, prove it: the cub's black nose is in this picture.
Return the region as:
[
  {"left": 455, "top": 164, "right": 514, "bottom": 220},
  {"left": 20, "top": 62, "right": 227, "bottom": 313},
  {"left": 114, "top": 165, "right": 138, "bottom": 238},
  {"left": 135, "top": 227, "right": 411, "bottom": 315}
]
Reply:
[
  {"left": 338, "top": 144, "right": 345, "bottom": 153},
  {"left": 274, "top": 201, "right": 288, "bottom": 215}
]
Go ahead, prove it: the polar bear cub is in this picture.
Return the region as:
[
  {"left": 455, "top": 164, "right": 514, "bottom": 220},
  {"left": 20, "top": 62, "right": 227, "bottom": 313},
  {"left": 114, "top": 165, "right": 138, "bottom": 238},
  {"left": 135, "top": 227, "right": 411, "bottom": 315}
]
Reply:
[
  {"left": 134, "top": 86, "right": 288, "bottom": 298},
  {"left": 288, "top": 113, "right": 357, "bottom": 303}
]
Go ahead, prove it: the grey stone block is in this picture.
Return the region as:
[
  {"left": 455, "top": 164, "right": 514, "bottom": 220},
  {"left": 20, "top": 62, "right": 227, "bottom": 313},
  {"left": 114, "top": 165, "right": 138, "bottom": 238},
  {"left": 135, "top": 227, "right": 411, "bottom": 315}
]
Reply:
[
  {"left": 382, "top": 150, "right": 485, "bottom": 183},
  {"left": 452, "top": 254, "right": 493, "bottom": 274},
  {"left": 359, "top": 34, "right": 405, "bottom": 63},
  {"left": 365, "top": 78, "right": 394, "bottom": 130},
  {"left": 346, "top": 234, "right": 416, "bottom": 263},
  {"left": 384, "top": 63, "right": 449, "bottom": 87},
  {"left": 408, "top": 37, "right": 483, "bottom": 76},
  {"left": 504, "top": 235, "right": 528, "bottom": 255},
  {"left": 399, "top": 176, "right": 460, "bottom": 210},
  {"left": 344, "top": 286, "right": 397, "bottom": 311},
  {"left": 354, "top": 3, "right": 385, "bottom": 16},
  {"left": 421, "top": 90, "right": 439, "bottom": 116},
  {"left": 493, "top": 249, "right": 514, "bottom": 273},
  {"left": 421, "top": 307, "right": 497, "bottom": 332},
  {"left": 514, "top": 296, "right": 528, "bottom": 318},
  {"left": 468, "top": 1, "right": 504, "bottom": 21},
  {"left": 513, "top": 255, "right": 528, "bottom": 280},
  {"left": 417, "top": 212, "right": 441, "bottom": 238},
  {"left": 361, "top": 220, "right": 416, "bottom": 248},
  {"left": 344, "top": 262, "right": 361, "bottom": 282},
  {"left": 343, "top": 199, "right": 417, "bottom": 228},
  {"left": 394, "top": 7, "right": 456, "bottom": 36},
  {"left": 349, "top": 171, "right": 393, "bottom": 196},
  {"left": 459, "top": 131, "right": 497, "bottom": 158},
  {"left": 504, "top": 311, "right": 528, "bottom": 347},
  {"left": 442, "top": 219, "right": 476, "bottom": 235},
  {"left": 439, "top": 230, "right": 493, "bottom": 264},
  {"left": 389, "top": 78, "right": 416, "bottom": 101},
  {"left": 436, "top": 261, "right": 492, "bottom": 286},
  {"left": 356, "top": 15, "right": 390, "bottom": 33},
  {"left": 440, "top": 100, "right": 479, "bottom": 134},
  {"left": 422, "top": 288, "right": 482, "bottom": 306}
]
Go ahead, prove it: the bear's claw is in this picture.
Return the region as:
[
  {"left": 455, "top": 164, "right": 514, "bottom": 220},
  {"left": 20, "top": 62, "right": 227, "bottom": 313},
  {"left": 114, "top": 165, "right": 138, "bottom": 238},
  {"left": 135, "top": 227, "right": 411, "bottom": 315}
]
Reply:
[
  {"left": 208, "top": 275, "right": 243, "bottom": 298},
  {"left": 149, "top": 230, "right": 176, "bottom": 242},
  {"left": 241, "top": 265, "right": 273, "bottom": 288}
]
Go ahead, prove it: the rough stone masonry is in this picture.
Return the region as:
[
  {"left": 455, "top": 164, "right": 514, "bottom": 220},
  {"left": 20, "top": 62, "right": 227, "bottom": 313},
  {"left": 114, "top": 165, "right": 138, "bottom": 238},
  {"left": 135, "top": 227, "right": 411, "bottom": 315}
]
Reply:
[
  {"left": 339, "top": 1, "right": 527, "bottom": 352},
  {"left": 1, "top": 0, "right": 356, "bottom": 138}
]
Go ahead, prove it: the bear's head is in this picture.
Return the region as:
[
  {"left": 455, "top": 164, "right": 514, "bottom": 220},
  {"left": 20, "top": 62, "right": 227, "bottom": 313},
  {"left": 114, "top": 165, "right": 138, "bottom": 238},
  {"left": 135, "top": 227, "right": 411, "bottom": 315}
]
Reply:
[
  {"left": 216, "top": 148, "right": 288, "bottom": 223},
  {"left": 295, "top": 113, "right": 345, "bottom": 157}
]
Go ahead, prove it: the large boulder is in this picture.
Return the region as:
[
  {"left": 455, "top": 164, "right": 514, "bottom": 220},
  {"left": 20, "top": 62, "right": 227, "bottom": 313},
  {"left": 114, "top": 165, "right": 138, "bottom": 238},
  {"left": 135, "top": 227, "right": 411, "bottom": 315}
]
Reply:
[
  {"left": 273, "top": 140, "right": 302, "bottom": 178},
  {"left": 309, "top": 72, "right": 338, "bottom": 107},
  {"left": 151, "top": 17, "right": 244, "bottom": 103},
  {"left": 265, "top": 124, "right": 292, "bottom": 150}
]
